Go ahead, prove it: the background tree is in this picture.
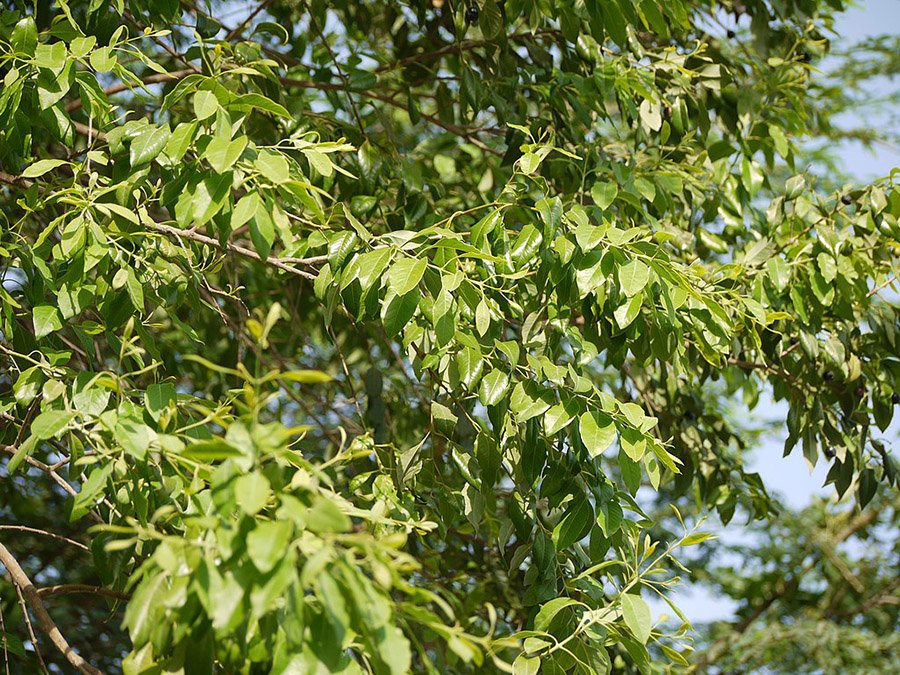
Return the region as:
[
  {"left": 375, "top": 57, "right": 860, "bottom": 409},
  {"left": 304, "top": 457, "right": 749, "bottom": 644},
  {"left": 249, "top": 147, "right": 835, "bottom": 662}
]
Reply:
[{"left": 0, "top": 0, "right": 897, "bottom": 673}]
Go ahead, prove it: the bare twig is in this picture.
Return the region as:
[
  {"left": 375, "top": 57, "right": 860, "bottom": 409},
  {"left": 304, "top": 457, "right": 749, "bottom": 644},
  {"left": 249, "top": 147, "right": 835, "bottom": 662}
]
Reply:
[
  {"left": 0, "top": 544, "right": 102, "bottom": 675},
  {"left": 0, "top": 527, "right": 88, "bottom": 553},
  {"left": 144, "top": 221, "right": 320, "bottom": 280},
  {"left": 866, "top": 273, "right": 897, "bottom": 298},
  {"left": 37, "top": 585, "right": 129, "bottom": 602},
  {"left": 1, "top": 446, "right": 103, "bottom": 526},
  {"left": 224, "top": 0, "right": 272, "bottom": 41},
  {"left": 301, "top": 0, "right": 366, "bottom": 136},
  {"left": 12, "top": 583, "right": 48, "bottom": 674},
  {"left": 0, "top": 596, "right": 11, "bottom": 675}
]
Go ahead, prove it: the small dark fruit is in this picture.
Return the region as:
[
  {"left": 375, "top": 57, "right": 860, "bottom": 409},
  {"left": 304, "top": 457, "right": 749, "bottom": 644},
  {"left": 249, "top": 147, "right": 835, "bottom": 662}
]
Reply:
[
  {"left": 663, "top": 105, "right": 673, "bottom": 119},
  {"left": 824, "top": 446, "right": 836, "bottom": 459},
  {"left": 841, "top": 194, "right": 853, "bottom": 205},
  {"left": 892, "top": 393, "right": 900, "bottom": 405},
  {"left": 465, "top": 3, "right": 479, "bottom": 24},
  {"left": 799, "top": 52, "right": 811, "bottom": 63},
  {"left": 789, "top": 336, "right": 799, "bottom": 346},
  {"left": 684, "top": 410, "right": 695, "bottom": 421},
  {"left": 823, "top": 370, "right": 835, "bottom": 382},
  {"left": 726, "top": 29, "right": 736, "bottom": 38},
  {"left": 854, "top": 385, "right": 866, "bottom": 398}
]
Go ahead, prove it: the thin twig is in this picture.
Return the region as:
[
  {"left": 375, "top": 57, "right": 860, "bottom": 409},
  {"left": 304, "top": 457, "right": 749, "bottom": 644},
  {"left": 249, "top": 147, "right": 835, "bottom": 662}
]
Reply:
[
  {"left": 0, "top": 597, "right": 11, "bottom": 675},
  {"left": 37, "top": 585, "right": 129, "bottom": 602},
  {"left": 866, "top": 273, "right": 897, "bottom": 298},
  {"left": 144, "top": 221, "right": 320, "bottom": 280},
  {"left": 301, "top": 0, "right": 366, "bottom": 136},
  {"left": 224, "top": 0, "right": 272, "bottom": 41},
  {"left": 1, "top": 446, "right": 103, "bottom": 526},
  {"left": 12, "top": 583, "right": 48, "bottom": 674},
  {"left": 0, "top": 527, "right": 88, "bottom": 553}
]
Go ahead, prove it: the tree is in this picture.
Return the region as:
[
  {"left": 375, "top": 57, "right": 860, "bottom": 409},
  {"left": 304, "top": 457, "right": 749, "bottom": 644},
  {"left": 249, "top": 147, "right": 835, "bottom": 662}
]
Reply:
[{"left": 0, "top": 0, "right": 897, "bottom": 672}]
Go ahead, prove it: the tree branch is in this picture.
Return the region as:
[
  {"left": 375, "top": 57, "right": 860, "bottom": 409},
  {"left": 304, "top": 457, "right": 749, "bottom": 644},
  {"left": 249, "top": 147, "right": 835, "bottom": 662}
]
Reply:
[
  {"left": 0, "top": 544, "right": 103, "bottom": 675},
  {"left": 144, "top": 221, "right": 321, "bottom": 280},
  {"left": 37, "top": 585, "right": 130, "bottom": 602},
  {"left": 0, "top": 527, "right": 88, "bottom": 553}
]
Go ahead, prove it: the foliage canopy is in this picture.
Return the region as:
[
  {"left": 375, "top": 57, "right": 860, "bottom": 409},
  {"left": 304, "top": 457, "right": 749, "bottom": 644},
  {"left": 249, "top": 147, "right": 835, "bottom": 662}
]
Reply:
[{"left": 0, "top": 0, "right": 898, "bottom": 673}]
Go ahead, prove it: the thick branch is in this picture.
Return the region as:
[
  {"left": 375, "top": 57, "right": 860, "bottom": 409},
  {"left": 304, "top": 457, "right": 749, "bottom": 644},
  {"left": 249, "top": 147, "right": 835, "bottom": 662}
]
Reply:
[{"left": 0, "top": 543, "right": 103, "bottom": 675}]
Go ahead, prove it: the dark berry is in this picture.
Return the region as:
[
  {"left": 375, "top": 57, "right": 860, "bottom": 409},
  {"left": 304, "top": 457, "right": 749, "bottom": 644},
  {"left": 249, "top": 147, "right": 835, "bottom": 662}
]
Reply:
[
  {"left": 841, "top": 194, "right": 853, "bottom": 205},
  {"left": 726, "top": 30, "right": 736, "bottom": 38},
  {"left": 663, "top": 105, "right": 673, "bottom": 119},
  {"left": 823, "top": 370, "right": 835, "bottom": 382},
  {"left": 892, "top": 393, "right": 900, "bottom": 405},
  {"left": 465, "top": 3, "right": 479, "bottom": 24},
  {"left": 824, "top": 446, "right": 836, "bottom": 459},
  {"left": 683, "top": 410, "right": 695, "bottom": 421},
  {"left": 789, "top": 336, "right": 799, "bottom": 346},
  {"left": 799, "top": 52, "right": 811, "bottom": 63},
  {"left": 854, "top": 385, "right": 866, "bottom": 398}
]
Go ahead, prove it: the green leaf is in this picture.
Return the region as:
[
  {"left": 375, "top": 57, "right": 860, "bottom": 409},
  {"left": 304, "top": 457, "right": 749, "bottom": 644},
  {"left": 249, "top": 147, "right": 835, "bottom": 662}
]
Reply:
[
  {"left": 591, "top": 181, "right": 618, "bottom": 210},
  {"left": 22, "top": 159, "right": 68, "bottom": 178},
  {"left": 193, "top": 90, "right": 219, "bottom": 120},
  {"left": 431, "top": 401, "right": 458, "bottom": 435},
  {"left": 479, "top": 370, "right": 509, "bottom": 407},
  {"left": 614, "top": 294, "right": 643, "bottom": 329},
  {"left": 180, "top": 440, "right": 243, "bottom": 461},
  {"left": 116, "top": 412, "right": 152, "bottom": 460},
  {"left": 512, "top": 655, "right": 540, "bottom": 675},
  {"left": 544, "top": 400, "right": 576, "bottom": 435},
  {"left": 534, "top": 597, "right": 582, "bottom": 632},
  {"left": 31, "top": 410, "right": 75, "bottom": 440},
  {"left": 255, "top": 151, "right": 291, "bottom": 184},
  {"left": 33, "top": 305, "right": 63, "bottom": 338},
  {"left": 621, "top": 593, "right": 652, "bottom": 644},
  {"left": 355, "top": 247, "right": 392, "bottom": 290},
  {"left": 235, "top": 473, "right": 271, "bottom": 515},
  {"left": 553, "top": 496, "right": 593, "bottom": 550},
  {"left": 145, "top": 383, "right": 176, "bottom": 421},
  {"left": 231, "top": 193, "right": 260, "bottom": 231},
  {"left": 579, "top": 411, "right": 617, "bottom": 458},
  {"left": 456, "top": 346, "right": 483, "bottom": 390},
  {"left": 618, "top": 259, "right": 650, "bottom": 297},
  {"left": 381, "top": 289, "right": 419, "bottom": 338},
  {"left": 14, "top": 367, "right": 44, "bottom": 405},
  {"left": 304, "top": 149, "right": 333, "bottom": 177},
  {"left": 510, "top": 381, "right": 552, "bottom": 421},
  {"left": 163, "top": 122, "right": 197, "bottom": 163},
  {"left": 247, "top": 520, "right": 293, "bottom": 573},
  {"left": 89, "top": 46, "right": 116, "bottom": 72},
  {"left": 11, "top": 17, "right": 38, "bottom": 56},
  {"left": 302, "top": 496, "right": 351, "bottom": 533},
  {"left": 7, "top": 436, "right": 37, "bottom": 473},
  {"left": 766, "top": 256, "right": 791, "bottom": 291},
  {"left": 249, "top": 209, "right": 276, "bottom": 258},
  {"left": 203, "top": 135, "right": 248, "bottom": 173},
  {"left": 130, "top": 125, "right": 171, "bottom": 166},
  {"left": 681, "top": 532, "right": 714, "bottom": 546},
  {"left": 34, "top": 42, "right": 66, "bottom": 72},
  {"left": 387, "top": 257, "right": 427, "bottom": 296}
]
